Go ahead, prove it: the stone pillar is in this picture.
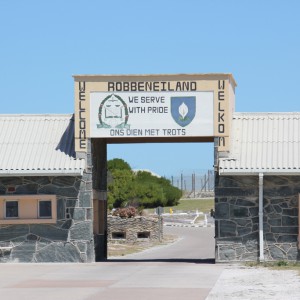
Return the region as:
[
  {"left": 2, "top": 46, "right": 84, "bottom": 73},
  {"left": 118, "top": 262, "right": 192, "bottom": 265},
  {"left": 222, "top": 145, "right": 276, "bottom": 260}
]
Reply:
[
  {"left": 92, "top": 138, "right": 107, "bottom": 261},
  {"left": 214, "top": 175, "right": 259, "bottom": 262}
]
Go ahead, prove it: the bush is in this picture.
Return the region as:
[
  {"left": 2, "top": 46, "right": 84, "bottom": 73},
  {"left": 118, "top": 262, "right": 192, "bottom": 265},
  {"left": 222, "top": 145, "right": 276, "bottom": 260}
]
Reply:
[
  {"left": 112, "top": 206, "right": 137, "bottom": 218},
  {"left": 107, "top": 159, "right": 182, "bottom": 209},
  {"left": 276, "top": 260, "right": 288, "bottom": 267}
]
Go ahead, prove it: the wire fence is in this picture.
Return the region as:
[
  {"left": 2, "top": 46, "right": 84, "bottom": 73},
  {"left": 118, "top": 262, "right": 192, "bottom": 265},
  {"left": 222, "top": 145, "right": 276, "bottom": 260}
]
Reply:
[{"left": 167, "top": 170, "right": 214, "bottom": 198}]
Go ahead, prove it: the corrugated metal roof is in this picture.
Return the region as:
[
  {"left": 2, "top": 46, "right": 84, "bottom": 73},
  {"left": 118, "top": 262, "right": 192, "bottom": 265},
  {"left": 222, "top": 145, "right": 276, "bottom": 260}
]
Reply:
[
  {"left": 219, "top": 112, "right": 300, "bottom": 175},
  {"left": 0, "top": 114, "right": 85, "bottom": 176}
]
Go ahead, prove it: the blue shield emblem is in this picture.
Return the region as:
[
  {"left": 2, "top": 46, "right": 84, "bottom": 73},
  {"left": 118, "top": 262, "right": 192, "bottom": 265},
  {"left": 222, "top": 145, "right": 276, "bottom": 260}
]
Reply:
[{"left": 171, "top": 96, "right": 196, "bottom": 127}]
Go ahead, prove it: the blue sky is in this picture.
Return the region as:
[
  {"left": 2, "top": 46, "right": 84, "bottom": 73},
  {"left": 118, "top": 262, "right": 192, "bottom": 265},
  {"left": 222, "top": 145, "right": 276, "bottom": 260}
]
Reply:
[{"left": 1, "top": 0, "right": 299, "bottom": 177}]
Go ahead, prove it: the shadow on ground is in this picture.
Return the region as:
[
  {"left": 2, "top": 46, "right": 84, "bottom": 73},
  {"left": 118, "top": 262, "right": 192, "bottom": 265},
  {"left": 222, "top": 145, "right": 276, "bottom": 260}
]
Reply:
[{"left": 107, "top": 258, "right": 215, "bottom": 264}]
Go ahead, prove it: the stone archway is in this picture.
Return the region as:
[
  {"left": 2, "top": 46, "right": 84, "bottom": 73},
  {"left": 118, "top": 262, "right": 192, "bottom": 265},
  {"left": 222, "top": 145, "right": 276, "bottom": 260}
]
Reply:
[{"left": 73, "top": 73, "right": 236, "bottom": 261}]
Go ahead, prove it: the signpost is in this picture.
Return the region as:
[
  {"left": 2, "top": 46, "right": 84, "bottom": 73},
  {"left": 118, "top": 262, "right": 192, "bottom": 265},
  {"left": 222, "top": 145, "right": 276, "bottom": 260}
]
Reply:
[{"left": 74, "top": 74, "right": 236, "bottom": 153}]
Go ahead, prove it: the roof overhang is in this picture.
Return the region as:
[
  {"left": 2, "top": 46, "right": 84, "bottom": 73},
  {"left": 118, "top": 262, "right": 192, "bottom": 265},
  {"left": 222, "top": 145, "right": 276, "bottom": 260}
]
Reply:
[
  {"left": 0, "top": 169, "right": 84, "bottom": 177},
  {"left": 72, "top": 73, "right": 237, "bottom": 87},
  {"left": 219, "top": 169, "right": 300, "bottom": 176}
]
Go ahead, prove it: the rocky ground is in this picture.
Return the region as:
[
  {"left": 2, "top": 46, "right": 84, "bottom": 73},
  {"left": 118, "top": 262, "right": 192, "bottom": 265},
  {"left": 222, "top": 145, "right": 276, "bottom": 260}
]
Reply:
[{"left": 207, "top": 265, "right": 300, "bottom": 300}]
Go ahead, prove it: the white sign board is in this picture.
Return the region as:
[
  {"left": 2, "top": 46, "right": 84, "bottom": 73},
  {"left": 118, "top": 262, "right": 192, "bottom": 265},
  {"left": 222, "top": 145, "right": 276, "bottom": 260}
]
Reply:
[{"left": 90, "top": 91, "right": 213, "bottom": 138}]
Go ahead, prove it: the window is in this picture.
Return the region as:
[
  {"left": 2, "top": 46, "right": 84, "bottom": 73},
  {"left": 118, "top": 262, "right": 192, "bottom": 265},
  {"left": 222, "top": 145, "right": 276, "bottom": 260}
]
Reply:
[
  {"left": 112, "top": 232, "right": 126, "bottom": 239},
  {"left": 38, "top": 200, "right": 52, "bottom": 218},
  {"left": 0, "top": 195, "right": 57, "bottom": 224},
  {"left": 5, "top": 201, "right": 18, "bottom": 218},
  {"left": 137, "top": 231, "right": 150, "bottom": 239}
]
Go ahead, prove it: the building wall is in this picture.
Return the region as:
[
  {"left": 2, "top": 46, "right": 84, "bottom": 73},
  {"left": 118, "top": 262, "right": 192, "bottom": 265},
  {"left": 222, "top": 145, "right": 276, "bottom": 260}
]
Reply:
[
  {"left": 0, "top": 174, "right": 95, "bottom": 263},
  {"left": 107, "top": 215, "right": 163, "bottom": 243},
  {"left": 215, "top": 174, "right": 300, "bottom": 262}
]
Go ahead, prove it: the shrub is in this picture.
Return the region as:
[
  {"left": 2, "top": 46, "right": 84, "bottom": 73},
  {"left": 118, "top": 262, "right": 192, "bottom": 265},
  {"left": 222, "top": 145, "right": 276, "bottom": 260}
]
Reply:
[
  {"left": 112, "top": 206, "right": 137, "bottom": 218},
  {"left": 276, "top": 260, "right": 288, "bottom": 267}
]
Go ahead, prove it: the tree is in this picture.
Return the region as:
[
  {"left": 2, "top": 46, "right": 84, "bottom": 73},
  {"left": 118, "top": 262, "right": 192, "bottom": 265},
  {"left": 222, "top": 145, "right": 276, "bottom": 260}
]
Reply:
[
  {"left": 157, "top": 177, "right": 182, "bottom": 206},
  {"left": 107, "top": 169, "right": 136, "bottom": 208},
  {"left": 107, "top": 160, "right": 182, "bottom": 208},
  {"left": 135, "top": 181, "right": 167, "bottom": 208},
  {"left": 107, "top": 158, "right": 131, "bottom": 171},
  {"left": 135, "top": 171, "right": 182, "bottom": 207}
]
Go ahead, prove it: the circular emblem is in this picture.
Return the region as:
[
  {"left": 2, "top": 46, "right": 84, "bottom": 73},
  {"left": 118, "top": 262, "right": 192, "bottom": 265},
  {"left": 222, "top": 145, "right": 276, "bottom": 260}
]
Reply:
[{"left": 98, "top": 94, "right": 129, "bottom": 128}]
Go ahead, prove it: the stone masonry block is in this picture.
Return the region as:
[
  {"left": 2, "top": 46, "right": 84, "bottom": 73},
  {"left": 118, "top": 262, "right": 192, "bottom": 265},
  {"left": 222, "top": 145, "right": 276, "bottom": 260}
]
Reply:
[
  {"left": 79, "top": 191, "right": 92, "bottom": 207},
  {"left": 219, "top": 220, "right": 237, "bottom": 237},
  {"left": 215, "top": 202, "right": 229, "bottom": 219}
]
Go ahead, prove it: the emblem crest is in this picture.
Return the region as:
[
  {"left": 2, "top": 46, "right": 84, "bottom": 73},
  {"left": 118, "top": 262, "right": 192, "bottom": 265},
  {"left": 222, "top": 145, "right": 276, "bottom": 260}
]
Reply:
[
  {"left": 97, "top": 94, "right": 129, "bottom": 129},
  {"left": 171, "top": 96, "right": 196, "bottom": 127}
]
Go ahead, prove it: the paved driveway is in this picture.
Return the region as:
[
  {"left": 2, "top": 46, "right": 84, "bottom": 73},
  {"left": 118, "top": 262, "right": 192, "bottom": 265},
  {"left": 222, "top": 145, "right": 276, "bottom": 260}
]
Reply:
[
  {"left": 0, "top": 261, "right": 225, "bottom": 300},
  {"left": 113, "top": 226, "right": 215, "bottom": 261},
  {"left": 0, "top": 227, "right": 224, "bottom": 300}
]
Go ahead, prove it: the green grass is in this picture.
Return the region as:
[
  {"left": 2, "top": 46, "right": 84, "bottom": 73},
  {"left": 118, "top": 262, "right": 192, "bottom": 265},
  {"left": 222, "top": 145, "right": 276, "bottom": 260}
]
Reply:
[{"left": 164, "top": 198, "right": 214, "bottom": 213}]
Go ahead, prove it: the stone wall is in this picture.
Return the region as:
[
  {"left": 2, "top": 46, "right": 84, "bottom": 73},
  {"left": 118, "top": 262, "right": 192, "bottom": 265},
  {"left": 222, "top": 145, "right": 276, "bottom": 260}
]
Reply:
[
  {"left": 107, "top": 215, "right": 163, "bottom": 243},
  {"left": 215, "top": 174, "right": 300, "bottom": 262},
  {"left": 0, "top": 174, "right": 95, "bottom": 263}
]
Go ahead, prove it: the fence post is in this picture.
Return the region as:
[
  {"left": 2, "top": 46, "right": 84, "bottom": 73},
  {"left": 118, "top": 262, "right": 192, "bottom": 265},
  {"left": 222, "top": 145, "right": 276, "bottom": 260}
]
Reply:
[
  {"left": 193, "top": 173, "right": 196, "bottom": 198},
  {"left": 181, "top": 173, "right": 183, "bottom": 193}
]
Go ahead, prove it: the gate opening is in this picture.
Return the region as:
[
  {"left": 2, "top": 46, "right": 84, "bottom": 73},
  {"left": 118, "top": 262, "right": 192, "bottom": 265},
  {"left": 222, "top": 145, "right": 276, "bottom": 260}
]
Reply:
[
  {"left": 73, "top": 73, "right": 236, "bottom": 261},
  {"left": 103, "top": 142, "right": 215, "bottom": 261}
]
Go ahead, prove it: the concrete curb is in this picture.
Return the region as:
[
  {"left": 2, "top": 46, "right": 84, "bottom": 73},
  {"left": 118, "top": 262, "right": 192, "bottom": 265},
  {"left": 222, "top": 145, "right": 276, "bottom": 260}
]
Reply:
[{"left": 164, "top": 223, "right": 215, "bottom": 228}]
